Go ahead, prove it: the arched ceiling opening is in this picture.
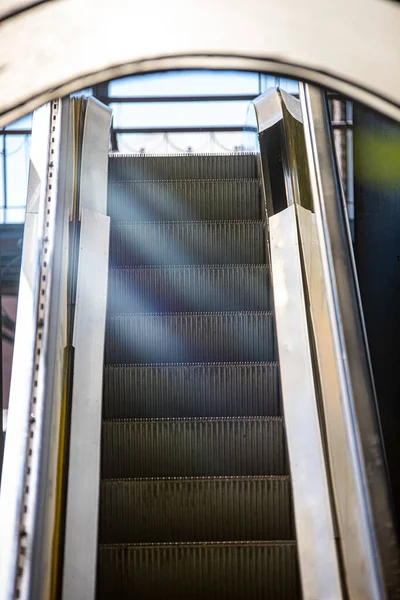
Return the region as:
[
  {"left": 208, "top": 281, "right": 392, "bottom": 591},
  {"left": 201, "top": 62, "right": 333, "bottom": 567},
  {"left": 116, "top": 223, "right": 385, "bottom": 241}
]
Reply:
[{"left": 0, "top": 0, "right": 399, "bottom": 125}]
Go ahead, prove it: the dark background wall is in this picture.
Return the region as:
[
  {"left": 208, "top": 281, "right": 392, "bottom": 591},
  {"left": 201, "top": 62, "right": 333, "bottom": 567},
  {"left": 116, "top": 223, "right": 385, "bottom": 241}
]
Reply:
[{"left": 354, "top": 105, "right": 400, "bottom": 524}]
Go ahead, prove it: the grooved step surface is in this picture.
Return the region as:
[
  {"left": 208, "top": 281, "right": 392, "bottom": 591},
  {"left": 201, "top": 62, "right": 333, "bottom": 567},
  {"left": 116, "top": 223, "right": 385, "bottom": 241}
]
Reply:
[
  {"left": 99, "top": 476, "right": 294, "bottom": 543},
  {"left": 107, "top": 179, "right": 261, "bottom": 221},
  {"left": 108, "top": 153, "right": 258, "bottom": 181},
  {"left": 107, "top": 265, "right": 271, "bottom": 313},
  {"left": 102, "top": 363, "right": 281, "bottom": 419},
  {"left": 101, "top": 417, "right": 287, "bottom": 478},
  {"left": 97, "top": 152, "right": 298, "bottom": 599},
  {"left": 104, "top": 312, "right": 276, "bottom": 364},
  {"left": 109, "top": 221, "right": 265, "bottom": 266},
  {"left": 97, "top": 542, "right": 300, "bottom": 600}
]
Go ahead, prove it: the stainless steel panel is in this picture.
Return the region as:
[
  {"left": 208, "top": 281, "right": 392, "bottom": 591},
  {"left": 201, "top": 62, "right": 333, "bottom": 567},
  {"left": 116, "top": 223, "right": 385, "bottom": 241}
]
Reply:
[
  {"left": 101, "top": 417, "right": 287, "bottom": 478},
  {"left": 99, "top": 476, "right": 294, "bottom": 543},
  {"left": 61, "top": 209, "right": 110, "bottom": 600},
  {"left": 28, "top": 98, "right": 74, "bottom": 600},
  {"left": 62, "top": 87, "right": 112, "bottom": 600},
  {"left": 102, "top": 362, "right": 281, "bottom": 418},
  {"left": 104, "top": 312, "right": 275, "bottom": 364},
  {"left": 109, "top": 221, "right": 265, "bottom": 266},
  {"left": 296, "top": 202, "right": 374, "bottom": 599},
  {"left": 107, "top": 265, "right": 271, "bottom": 313},
  {"left": 80, "top": 97, "right": 112, "bottom": 217},
  {"left": 0, "top": 101, "right": 59, "bottom": 600},
  {"left": 299, "top": 83, "right": 400, "bottom": 598},
  {"left": 269, "top": 205, "right": 342, "bottom": 599}
]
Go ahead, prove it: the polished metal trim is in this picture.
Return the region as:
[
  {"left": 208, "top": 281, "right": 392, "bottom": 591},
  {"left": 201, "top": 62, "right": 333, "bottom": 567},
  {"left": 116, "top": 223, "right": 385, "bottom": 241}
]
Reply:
[
  {"left": 269, "top": 205, "right": 342, "bottom": 599},
  {"left": 80, "top": 97, "right": 112, "bottom": 217},
  {"left": 15, "top": 99, "right": 63, "bottom": 600},
  {"left": 0, "top": 0, "right": 399, "bottom": 125},
  {"left": 61, "top": 98, "right": 111, "bottom": 600},
  {"left": 252, "top": 88, "right": 283, "bottom": 133},
  {"left": 299, "top": 82, "right": 400, "bottom": 598},
  {"left": 296, "top": 203, "right": 372, "bottom": 597},
  {"left": 28, "top": 98, "right": 75, "bottom": 600},
  {"left": 61, "top": 208, "right": 110, "bottom": 600},
  {"left": 0, "top": 103, "right": 52, "bottom": 600}
]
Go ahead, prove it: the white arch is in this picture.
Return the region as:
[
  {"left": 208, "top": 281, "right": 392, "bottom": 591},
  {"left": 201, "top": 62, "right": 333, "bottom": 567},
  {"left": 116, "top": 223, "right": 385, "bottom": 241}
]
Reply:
[{"left": 0, "top": 0, "right": 399, "bottom": 125}]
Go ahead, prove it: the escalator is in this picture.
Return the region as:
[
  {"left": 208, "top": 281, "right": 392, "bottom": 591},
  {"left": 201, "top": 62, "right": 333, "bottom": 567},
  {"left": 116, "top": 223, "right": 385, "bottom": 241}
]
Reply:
[
  {"left": 96, "top": 153, "right": 299, "bottom": 598},
  {"left": 1, "top": 84, "right": 399, "bottom": 600}
]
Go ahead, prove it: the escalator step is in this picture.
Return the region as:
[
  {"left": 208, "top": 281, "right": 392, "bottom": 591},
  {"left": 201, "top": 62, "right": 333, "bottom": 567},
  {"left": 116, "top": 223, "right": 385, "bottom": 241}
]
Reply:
[
  {"left": 108, "top": 153, "right": 258, "bottom": 182},
  {"left": 102, "top": 362, "right": 281, "bottom": 419},
  {"left": 97, "top": 541, "right": 299, "bottom": 600},
  {"left": 99, "top": 476, "right": 294, "bottom": 543},
  {"left": 107, "top": 179, "right": 260, "bottom": 222},
  {"left": 104, "top": 312, "right": 276, "bottom": 364},
  {"left": 109, "top": 221, "right": 265, "bottom": 267},
  {"left": 107, "top": 265, "right": 271, "bottom": 313},
  {"left": 101, "top": 417, "right": 287, "bottom": 478}
]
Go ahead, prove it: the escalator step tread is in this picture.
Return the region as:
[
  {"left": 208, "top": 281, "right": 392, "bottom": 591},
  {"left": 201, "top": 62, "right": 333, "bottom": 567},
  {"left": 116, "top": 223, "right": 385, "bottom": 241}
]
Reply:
[
  {"left": 101, "top": 417, "right": 287, "bottom": 478},
  {"left": 107, "top": 179, "right": 261, "bottom": 221},
  {"left": 108, "top": 153, "right": 258, "bottom": 181},
  {"left": 97, "top": 541, "right": 300, "bottom": 600},
  {"left": 97, "top": 153, "right": 298, "bottom": 599},
  {"left": 107, "top": 265, "right": 271, "bottom": 313},
  {"left": 109, "top": 221, "right": 265, "bottom": 266},
  {"left": 99, "top": 476, "right": 294, "bottom": 543},
  {"left": 102, "top": 362, "right": 281, "bottom": 419},
  {"left": 104, "top": 312, "right": 276, "bottom": 364}
]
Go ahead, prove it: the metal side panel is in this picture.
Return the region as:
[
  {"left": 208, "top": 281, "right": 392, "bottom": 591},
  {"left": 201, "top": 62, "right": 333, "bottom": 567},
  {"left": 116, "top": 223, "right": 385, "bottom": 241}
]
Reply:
[
  {"left": 296, "top": 203, "right": 382, "bottom": 599},
  {"left": 29, "top": 97, "right": 74, "bottom": 600},
  {"left": 269, "top": 204, "right": 342, "bottom": 599},
  {"left": 299, "top": 83, "right": 400, "bottom": 598},
  {"left": 80, "top": 97, "right": 112, "bottom": 217},
  {"left": 0, "top": 103, "right": 52, "bottom": 600},
  {"left": 61, "top": 208, "right": 110, "bottom": 600}
]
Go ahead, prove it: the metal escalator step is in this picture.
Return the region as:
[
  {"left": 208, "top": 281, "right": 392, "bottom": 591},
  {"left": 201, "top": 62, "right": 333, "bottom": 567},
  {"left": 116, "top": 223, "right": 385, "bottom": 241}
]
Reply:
[
  {"left": 104, "top": 312, "right": 275, "bottom": 364},
  {"left": 108, "top": 153, "right": 258, "bottom": 181},
  {"left": 97, "top": 541, "right": 300, "bottom": 600},
  {"left": 109, "top": 221, "right": 265, "bottom": 267},
  {"left": 101, "top": 417, "right": 286, "bottom": 478},
  {"left": 107, "top": 265, "right": 271, "bottom": 313},
  {"left": 102, "top": 362, "right": 281, "bottom": 419},
  {"left": 99, "top": 476, "right": 294, "bottom": 543},
  {"left": 107, "top": 179, "right": 261, "bottom": 222}
]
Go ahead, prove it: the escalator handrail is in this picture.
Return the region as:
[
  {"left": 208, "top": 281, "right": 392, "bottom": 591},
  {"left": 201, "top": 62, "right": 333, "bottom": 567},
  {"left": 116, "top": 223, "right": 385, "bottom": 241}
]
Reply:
[
  {"left": 251, "top": 84, "right": 400, "bottom": 598},
  {"left": 299, "top": 83, "right": 399, "bottom": 598}
]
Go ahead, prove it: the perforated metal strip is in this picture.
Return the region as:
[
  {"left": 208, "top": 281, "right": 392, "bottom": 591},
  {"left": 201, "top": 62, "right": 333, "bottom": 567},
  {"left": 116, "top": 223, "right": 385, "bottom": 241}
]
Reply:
[{"left": 14, "top": 99, "right": 60, "bottom": 599}]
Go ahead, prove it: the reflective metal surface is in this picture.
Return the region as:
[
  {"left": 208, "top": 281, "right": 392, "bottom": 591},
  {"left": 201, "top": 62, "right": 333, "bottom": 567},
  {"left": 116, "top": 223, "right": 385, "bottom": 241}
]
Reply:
[
  {"left": 0, "top": 0, "right": 399, "bottom": 125},
  {"left": 27, "top": 98, "right": 73, "bottom": 600},
  {"left": 252, "top": 83, "right": 400, "bottom": 597},
  {"left": 61, "top": 209, "right": 110, "bottom": 600},
  {"left": 0, "top": 103, "right": 52, "bottom": 600},
  {"left": 61, "top": 99, "right": 111, "bottom": 600},
  {"left": 299, "top": 83, "right": 400, "bottom": 598},
  {"left": 269, "top": 205, "right": 342, "bottom": 599}
]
